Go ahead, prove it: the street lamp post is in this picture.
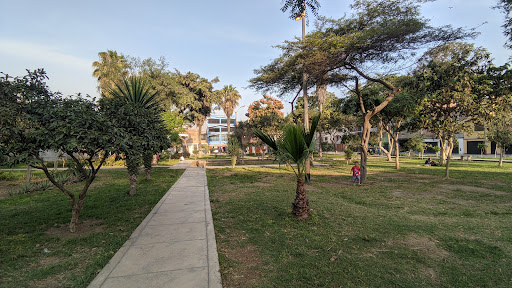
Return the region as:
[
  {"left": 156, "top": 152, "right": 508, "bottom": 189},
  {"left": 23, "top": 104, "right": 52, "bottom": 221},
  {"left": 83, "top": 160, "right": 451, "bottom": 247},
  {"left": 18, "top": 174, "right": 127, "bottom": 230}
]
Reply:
[
  {"left": 296, "top": 8, "right": 311, "bottom": 183},
  {"left": 234, "top": 105, "right": 246, "bottom": 127},
  {"left": 295, "top": 10, "right": 308, "bottom": 129}
]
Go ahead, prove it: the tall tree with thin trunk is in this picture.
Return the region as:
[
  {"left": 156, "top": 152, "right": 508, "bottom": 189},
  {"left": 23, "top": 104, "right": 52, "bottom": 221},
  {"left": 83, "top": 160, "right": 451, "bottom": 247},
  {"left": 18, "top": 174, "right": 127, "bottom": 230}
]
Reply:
[
  {"left": 170, "top": 71, "right": 219, "bottom": 157},
  {"left": 92, "top": 50, "right": 129, "bottom": 93},
  {"left": 217, "top": 85, "right": 241, "bottom": 136}
]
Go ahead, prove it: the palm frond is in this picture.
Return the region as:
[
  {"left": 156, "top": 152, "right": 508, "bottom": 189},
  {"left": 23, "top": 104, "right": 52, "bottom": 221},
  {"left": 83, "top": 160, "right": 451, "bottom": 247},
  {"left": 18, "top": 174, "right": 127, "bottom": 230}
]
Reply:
[{"left": 253, "top": 129, "right": 278, "bottom": 151}]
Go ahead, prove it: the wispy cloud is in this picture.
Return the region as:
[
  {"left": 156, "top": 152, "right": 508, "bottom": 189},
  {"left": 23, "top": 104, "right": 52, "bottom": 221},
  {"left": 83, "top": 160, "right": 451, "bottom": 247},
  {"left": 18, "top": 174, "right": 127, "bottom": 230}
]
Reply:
[{"left": 0, "top": 39, "right": 92, "bottom": 70}]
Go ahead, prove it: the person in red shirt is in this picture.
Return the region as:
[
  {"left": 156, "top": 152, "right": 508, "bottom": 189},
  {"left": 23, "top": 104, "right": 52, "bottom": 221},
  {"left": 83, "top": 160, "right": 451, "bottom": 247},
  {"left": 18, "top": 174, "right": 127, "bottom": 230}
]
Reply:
[{"left": 351, "top": 161, "right": 361, "bottom": 186}]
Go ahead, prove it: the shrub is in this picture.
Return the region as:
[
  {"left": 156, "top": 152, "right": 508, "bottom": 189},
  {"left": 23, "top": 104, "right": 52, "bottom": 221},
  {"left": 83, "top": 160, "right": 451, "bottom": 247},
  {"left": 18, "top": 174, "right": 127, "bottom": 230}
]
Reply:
[{"left": 344, "top": 149, "right": 353, "bottom": 161}]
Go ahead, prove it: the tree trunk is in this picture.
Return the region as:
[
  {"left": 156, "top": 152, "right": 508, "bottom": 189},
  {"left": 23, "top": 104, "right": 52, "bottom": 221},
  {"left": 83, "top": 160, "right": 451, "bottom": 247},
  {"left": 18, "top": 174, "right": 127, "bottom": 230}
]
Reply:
[
  {"left": 439, "top": 137, "right": 446, "bottom": 166},
  {"left": 143, "top": 153, "right": 152, "bottom": 181},
  {"left": 499, "top": 146, "right": 504, "bottom": 167},
  {"left": 394, "top": 139, "right": 400, "bottom": 170},
  {"left": 444, "top": 138, "right": 454, "bottom": 179},
  {"left": 69, "top": 198, "right": 85, "bottom": 233},
  {"left": 226, "top": 113, "right": 232, "bottom": 138},
  {"left": 292, "top": 177, "right": 310, "bottom": 219},
  {"left": 197, "top": 123, "right": 203, "bottom": 158},
  {"left": 129, "top": 174, "right": 137, "bottom": 196},
  {"left": 318, "top": 130, "right": 323, "bottom": 158},
  {"left": 378, "top": 122, "right": 392, "bottom": 161},
  {"left": 360, "top": 118, "right": 371, "bottom": 184},
  {"left": 26, "top": 165, "right": 32, "bottom": 184}
]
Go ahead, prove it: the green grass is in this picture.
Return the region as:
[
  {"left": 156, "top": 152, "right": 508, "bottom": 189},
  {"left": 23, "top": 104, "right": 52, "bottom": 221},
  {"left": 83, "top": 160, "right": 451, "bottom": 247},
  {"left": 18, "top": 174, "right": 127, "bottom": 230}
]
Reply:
[
  {"left": 208, "top": 158, "right": 512, "bottom": 287},
  {"left": 0, "top": 168, "right": 183, "bottom": 288},
  {"left": 206, "top": 159, "right": 278, "bottom": 166}
]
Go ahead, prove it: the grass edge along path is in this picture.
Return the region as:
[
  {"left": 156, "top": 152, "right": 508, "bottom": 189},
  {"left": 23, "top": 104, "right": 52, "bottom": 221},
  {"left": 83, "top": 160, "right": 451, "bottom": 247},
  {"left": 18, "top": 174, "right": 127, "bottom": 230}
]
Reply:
[
  {"left": 0, "top": 167, "right": 183, "bottom": 288},
  {"left": 208, "top": 158, "right": 512, "bottom": 287}
]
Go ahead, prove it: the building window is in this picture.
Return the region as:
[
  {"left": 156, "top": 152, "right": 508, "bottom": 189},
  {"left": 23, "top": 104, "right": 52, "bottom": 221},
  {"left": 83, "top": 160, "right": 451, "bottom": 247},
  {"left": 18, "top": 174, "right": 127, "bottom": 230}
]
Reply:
[
  {"left": 209, "top": 127, "right": 220, "bottom": 133},
  {"left": 474, "top": 125, "right": 484, "bottom": 131},
  {"left": 209, "top": 119, "right": 220, "bottom": 124},
  {"left": 221, "top": 119, "right": 227, "bottom": 124}
]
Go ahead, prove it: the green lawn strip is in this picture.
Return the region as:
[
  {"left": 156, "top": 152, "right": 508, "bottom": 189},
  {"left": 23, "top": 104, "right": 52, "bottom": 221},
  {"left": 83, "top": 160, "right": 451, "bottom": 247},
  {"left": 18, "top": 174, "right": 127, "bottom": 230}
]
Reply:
[
  {"left": 0, "top": 168, "right": 183, "bottom": 288},
  {"left": 208, "top": 158, "right": 512, "bottom": 287},
  {"left": 206, "top": 159, "right": 278, "bottom": 166}
]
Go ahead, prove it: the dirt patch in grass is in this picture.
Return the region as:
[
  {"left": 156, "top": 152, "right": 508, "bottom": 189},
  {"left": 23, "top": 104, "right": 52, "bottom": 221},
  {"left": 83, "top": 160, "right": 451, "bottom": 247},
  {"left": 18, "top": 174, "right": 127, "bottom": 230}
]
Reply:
[
  {"left": 219, "top": 171, "right": 236, "bottom": 177},
  {"left": 0, "top": 184, "right": 14, "bottom": 199},
  {"left": 221, "top": 244, "right": 262, "bottom": 288},
  {"left": 401, "top": 234, "right": 449, "bottom": 260},
  {"left": 443, "top": 184, "right": 507, "bottom": 195},
  {"left": 30, "top": 273, "right": 67, "bottom": 288},
  {"left": 305, "top": 184, "right": 320, "bottom": 191},
  {"left": 44, "top": 219, "right": 105, "bottom": 239},
  {"left": 254, "top": 182, "right": 272, "bottom": 187}
]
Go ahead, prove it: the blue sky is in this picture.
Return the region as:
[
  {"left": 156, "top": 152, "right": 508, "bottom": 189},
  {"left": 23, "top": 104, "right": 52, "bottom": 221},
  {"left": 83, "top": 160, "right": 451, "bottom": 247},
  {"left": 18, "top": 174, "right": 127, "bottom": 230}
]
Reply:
[{"left": 1, "top": 0, "right": 509, "bottom": 119}]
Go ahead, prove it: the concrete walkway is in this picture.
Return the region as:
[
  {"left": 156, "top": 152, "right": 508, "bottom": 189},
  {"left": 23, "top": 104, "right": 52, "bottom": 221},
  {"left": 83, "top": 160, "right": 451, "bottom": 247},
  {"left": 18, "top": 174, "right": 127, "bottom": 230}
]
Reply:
[{"left": 88, "top": 165, "right": 222, "bottom": 288}]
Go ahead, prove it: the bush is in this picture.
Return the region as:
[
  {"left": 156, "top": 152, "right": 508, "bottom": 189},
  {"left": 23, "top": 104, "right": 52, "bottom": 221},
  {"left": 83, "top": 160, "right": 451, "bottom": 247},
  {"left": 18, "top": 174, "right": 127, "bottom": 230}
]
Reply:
[
  {"left": 9, "top": 180, "right": 53, "bottom": 196},
  {"left": 170, "top": 151, "right": 190, "bottom": 159},
  {"left": 0, "top": 171, "right": 15, "bottom": 181},
  {"left": 344, "top": 149, "right": 354, "bottom": 161},
  {"left": 321, "top": 142, "right": 335, "bottom": 152}
]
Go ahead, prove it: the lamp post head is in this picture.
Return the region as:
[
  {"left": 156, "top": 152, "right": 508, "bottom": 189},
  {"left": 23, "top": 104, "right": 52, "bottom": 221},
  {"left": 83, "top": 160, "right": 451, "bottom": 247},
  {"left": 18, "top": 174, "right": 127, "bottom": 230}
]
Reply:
[{"left": 295, "top": 15, "right": 302, "bottom": 21}]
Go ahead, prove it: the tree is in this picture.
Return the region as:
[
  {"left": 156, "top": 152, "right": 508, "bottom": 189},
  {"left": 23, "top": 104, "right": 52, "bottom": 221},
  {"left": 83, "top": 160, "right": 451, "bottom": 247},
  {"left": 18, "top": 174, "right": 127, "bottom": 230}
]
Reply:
[
  {"left": 404, "top": 135, "right": 426, "bottom": 158},
  {"left": 161, "top": 109, "right": 186, "bottom": 151},
  {"left": 373, "top": 76, "right": 420, "bottom": 169},
  {"left": 254, "top": 114, "right": 320, "bottom": 219},
  {"left": 477, "top": 142, "right": 488, "bottom": 157},
  {"left": 252, "top": 0, "right": 474, "bottom": 183},
  {"left": 1, "top": 70, "right": 117, "bottom": 232},
  {"left": 414, "top": 42, "right": 491, "bottom": 178},
  {"left": 247, "top": 95, "right": 286, "bottom": 159},
  {"left": 102, "top": 76, "right": 169, "bottom": 193},
  {"left": 92, "top": 50, "right": 129, "bottom": 93},
  {"left": 227, "top": 136, "right": 241, "bottom": 168},
  {"left": 233, "top": 120, "right": 254, "bottom": 164},
  {"left": 481, "top": 64, "right": 512, "bottom": 166},
  {"left": 496, "top": 0, "right": 512, "bottom": 49},
  {"left": 170, "top": 71, "right": 219, "bottom": 157},
  {"left": 486, "top": 116, "right": 512, "bottom": 166},
  {"left": 217, "top": 85, "right": 241, "bottom": 136}
]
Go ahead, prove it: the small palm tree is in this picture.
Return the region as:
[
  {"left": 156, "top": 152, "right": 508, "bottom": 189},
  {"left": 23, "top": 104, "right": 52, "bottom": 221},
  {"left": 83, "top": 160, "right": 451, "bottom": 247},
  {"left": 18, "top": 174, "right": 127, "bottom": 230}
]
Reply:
[
  {"left": 254, "top": 114, "right": 320, "bottom": 219},
  {"left": 105, "top": 76, "right": 160, "bottom": 194}
]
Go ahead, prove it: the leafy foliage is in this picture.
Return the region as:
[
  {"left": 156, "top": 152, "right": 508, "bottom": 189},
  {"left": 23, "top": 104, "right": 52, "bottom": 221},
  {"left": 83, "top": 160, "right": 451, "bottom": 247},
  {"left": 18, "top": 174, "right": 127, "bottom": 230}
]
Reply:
[
  {"left": 101, "top": 76, "right": 169, "bottom": 194},
  {"left": 495, "top": 0, "right": 512, "bottom": 49},
  {"left": 413, "top": 42, "right": 492, "bottom": 177},
  {"left": 254, "top": 114, "right": 320, "bottom": 219},
  {"left": 92, "top": 50, "right": 129, "bottom": 93},
  {"left": 1, "top": 69, "right": 117, "bottom": 232}
]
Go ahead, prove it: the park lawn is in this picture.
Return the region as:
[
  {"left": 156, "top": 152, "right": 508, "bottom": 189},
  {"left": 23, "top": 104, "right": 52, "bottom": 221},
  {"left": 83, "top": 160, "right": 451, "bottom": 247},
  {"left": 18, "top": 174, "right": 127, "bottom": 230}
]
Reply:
[
  {"left": 206, "top": 159, "right": 278, "bottom": 166},
  {"left": 0, "top": 167, "right": 183, "bottom": 288},
  {"left": 207, "top": 158, "right": 512, "bottom": 287}
]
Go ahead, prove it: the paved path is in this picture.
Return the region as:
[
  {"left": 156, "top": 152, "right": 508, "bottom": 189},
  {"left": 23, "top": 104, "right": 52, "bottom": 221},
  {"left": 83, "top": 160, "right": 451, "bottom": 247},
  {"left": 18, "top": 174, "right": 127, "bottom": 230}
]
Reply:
[{"left": 88, "top": 165, "right": 222, "bottom": 288}]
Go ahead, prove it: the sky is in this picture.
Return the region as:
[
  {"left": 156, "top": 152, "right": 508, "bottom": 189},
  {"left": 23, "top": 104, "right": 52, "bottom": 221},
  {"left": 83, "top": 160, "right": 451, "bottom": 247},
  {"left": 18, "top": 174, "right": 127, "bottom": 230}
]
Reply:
[{"left": 1, "top": 0, "right": 510, "bottom": 120}]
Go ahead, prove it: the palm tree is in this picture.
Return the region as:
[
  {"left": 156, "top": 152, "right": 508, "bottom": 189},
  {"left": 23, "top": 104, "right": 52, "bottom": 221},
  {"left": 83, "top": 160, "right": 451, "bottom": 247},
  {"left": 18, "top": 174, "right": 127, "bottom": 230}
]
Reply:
[
  {"left": 92, "top": 50, "right": 129, "bottom": 93},
  {"left": 104, "top": 76, "right": 161, "bottom": 194},
  {"left": 254, "top": 114, "right": 320, "bottom": 219},
  {"left": 218, "top": 85, "right": 241, "bottom": 136}
]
